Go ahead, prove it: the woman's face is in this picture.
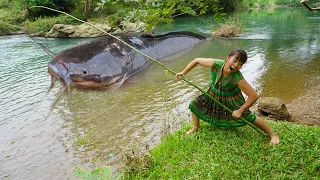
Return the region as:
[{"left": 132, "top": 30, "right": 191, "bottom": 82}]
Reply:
[{"left": 224, "top": 55, "right": 243, "bottom": 74}]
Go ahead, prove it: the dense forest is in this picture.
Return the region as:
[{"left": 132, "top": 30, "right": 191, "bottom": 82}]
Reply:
[{"left": 0, "top": 0, "right": 302, "bottom": 35}]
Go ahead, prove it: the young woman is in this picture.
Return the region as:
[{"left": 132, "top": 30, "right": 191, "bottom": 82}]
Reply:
[{"left": 176, "top": 49, "right": 280, "bottom": 145}]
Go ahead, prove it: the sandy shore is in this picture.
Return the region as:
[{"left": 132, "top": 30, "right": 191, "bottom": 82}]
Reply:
[{"left": 286, "top": 85, "right": 320, "bottom": 126}]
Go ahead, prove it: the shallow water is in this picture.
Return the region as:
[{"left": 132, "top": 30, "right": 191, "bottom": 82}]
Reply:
[{"left": 0, "top": 8, "right": 319, "bottom": 179}]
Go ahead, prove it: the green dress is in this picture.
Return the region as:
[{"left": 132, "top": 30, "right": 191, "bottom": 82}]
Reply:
[{"left": 189, "top": 60, "right": 256, "bottom": 128}]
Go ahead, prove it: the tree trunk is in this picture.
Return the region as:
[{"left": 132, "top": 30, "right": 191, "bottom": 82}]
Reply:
[{"left": 84, "top": 0, "right": 92, "bottom": 18}]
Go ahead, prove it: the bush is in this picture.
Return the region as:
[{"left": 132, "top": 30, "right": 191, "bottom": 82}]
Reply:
[
  {"left": 0, "top": 21, "right": 20, "bottom": 35},
  {"left": 212, "top": 17, "right": 243, "bottom": 37},
  {"left": 0, "top": 0, "right": 10, "bottom": 9},
  {"left": 94, "top": 0, "right": 225, "bottom": 32},
  {"left": 18, "top": 0, "right": 77, "bottom": 19},
  {"left": 22, "top": 15, "right": 80, "bottom": 35},
  {"left": 0, "top": 1, "right": 25, "bottom": 24}
]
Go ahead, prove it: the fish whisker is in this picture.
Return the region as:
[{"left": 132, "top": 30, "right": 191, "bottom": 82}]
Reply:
[
  {"left": 48, "top": 76, "right": 57, "bottom": 91},
  {"left": 50, "top": 85, "right": 67, "bottom": 111}
]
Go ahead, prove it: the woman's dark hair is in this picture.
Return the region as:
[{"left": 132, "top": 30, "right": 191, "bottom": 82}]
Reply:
[{"left": 228, "top": 49, "right": 247, "bottom": 64}]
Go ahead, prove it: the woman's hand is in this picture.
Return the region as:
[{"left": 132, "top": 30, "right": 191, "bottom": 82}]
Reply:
[
  {"left": 232, "top": 109, "right": 243, "bottom": 119},
  {"left": 176, "top": 72, "right": 185, "bottom": 80}
]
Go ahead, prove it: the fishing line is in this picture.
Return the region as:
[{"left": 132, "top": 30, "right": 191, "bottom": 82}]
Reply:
[{"left": 32, "top": 6, "right": 274, "bottom": 138}]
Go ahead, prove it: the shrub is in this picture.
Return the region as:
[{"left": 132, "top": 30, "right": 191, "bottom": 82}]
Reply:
[
  {"left": 22, "top": 15, "right": 80, "bottom": 35},
  {"left": 0, "top": 21, "right": 20, "bottom": 35},
  {"left": 17, "top": 0, "right": 77, "bottom": 19},
  {"left": 212, "top": 17, "right": 243, "bottom": 37}
]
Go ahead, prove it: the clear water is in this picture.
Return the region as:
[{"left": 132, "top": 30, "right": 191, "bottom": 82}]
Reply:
[{"left": 0, "top": 8, "right": 319, "bottom": 179}]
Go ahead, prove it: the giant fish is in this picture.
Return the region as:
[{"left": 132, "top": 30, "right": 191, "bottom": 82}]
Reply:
[{"left": 47, "top": 31, "right": 206, "bottom": 92}]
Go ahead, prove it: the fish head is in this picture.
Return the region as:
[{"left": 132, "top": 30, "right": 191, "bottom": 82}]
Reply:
[{"left": 48, "top": 39, "right": 132, "bottom": 89}]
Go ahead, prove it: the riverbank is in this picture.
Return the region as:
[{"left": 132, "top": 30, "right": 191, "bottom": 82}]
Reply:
[
  {"left": 287, "top": 84, "right": 320, "bottom": 126},
  {"left": 250, "top": 85, "right": 320, "bottom": 126},
  {"left": 120, "top": 85, "right": 320, "bottom": 178},
  {"left": 0, "top": 0, "right": 303, "bottom": 37},
  {"left": 122, "top": 121, "right": 319, "bottom": 179}
]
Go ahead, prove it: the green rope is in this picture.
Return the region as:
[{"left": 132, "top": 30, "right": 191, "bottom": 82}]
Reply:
[{"left": 31, "top": 6, "right": 267, "bottom": 137}]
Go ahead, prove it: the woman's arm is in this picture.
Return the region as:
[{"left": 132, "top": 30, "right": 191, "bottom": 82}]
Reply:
[
  {"left": 176, "top": 58, "right": 215, "bottom": 80},
  {"left": 232, "top": 78, "right": 259, "bottom": 118}
]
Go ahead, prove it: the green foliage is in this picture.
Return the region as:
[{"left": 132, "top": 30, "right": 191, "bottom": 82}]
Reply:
[
  {"left": 106, "top": 13, "right": 124, "bottom": 27},
  {"left": 22, "top": 15, "right": 79, "bottom": 35},
  {"left": 220, "top": 0, "right": 300, "bottom": 11},
  {"left": 95, "top": 0, "right": 226, "bottom": 32},
  {"left": 0, "top": 1, "right": 23, "bottom": 34},
  {"left": 17, "top": 0, "right": 77, "bottom": 19},
  {"left": 0, "top": 0, "right": 10, "bottom": 8},
  {"left": 73, "top": 166, "right": 112, "bottom": 180},
  {"left": 0, "top": 1, "right": 24, "bottom": 24},
  {"left": 69, "top": 0, "right": 98, "bottom": 20},
  {"left": 143, "top": 0, "right": 226, "bottom": 30},
  {"left": 0, "top": 21, "right": 20, "bottom": 35},
  {"left": 0, "top": 9, "right": 24, "bottom": 24},
  {"left": 123, "top": 121, "right": 320, "bottom": 179},
  {"left": 274, "top": 0, "right": 297, "bottom": 6}
]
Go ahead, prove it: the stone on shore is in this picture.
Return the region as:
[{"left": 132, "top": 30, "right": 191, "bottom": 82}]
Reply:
[
  {"left": 45, "top": 21, "right": 146, "bottom": 38},
  {"left": 46, "top": 23, "right": 112, "bottom": 38},
  {"left": 258, "top": 97, "right": 290, "bottom": 120}
]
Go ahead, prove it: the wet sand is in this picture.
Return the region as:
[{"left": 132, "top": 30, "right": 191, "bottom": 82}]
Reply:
[{"left": 286, "top": 85, "right": 320, "bottom": 126}]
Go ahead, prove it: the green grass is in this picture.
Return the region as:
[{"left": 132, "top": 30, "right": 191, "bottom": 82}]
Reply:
[
  {"left": 124, "top": 121, "right": 320, "bottom": 179},
  {"left": 73, "top": 165, "right": 113, "bottom": 180}
]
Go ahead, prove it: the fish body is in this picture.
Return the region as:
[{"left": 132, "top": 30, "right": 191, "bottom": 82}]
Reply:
[{"left": 48, "top": 31, "right": 206, "bottom": 89}]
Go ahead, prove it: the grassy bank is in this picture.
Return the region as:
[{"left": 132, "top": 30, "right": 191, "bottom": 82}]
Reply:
[
  {"left": 0, "top": 1, "right": 23, "bottom": 35},
  {"left": 123, "top": 121, "right": 320, "bottom": 179}
]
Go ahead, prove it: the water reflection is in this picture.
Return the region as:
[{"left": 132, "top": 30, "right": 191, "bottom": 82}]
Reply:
[{"left": 252, "top": 9, "right": 320, "bottom": 102}]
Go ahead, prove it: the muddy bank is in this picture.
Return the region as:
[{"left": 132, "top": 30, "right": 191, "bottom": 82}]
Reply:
[{"left": 286, "top": 85, "right": 320, "bottom": 126}]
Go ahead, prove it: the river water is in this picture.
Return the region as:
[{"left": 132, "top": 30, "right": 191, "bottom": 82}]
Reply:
[{"left": 1, "top": 8, "right": 319, "bottom": 180}]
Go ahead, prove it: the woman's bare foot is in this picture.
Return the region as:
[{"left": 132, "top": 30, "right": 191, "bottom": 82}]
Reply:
[
  {"left": 269, "top": 134, "right": 280, "bottom": 145},
  {"left": 185, "top": 127, "right": 198, "bottom": 134}
]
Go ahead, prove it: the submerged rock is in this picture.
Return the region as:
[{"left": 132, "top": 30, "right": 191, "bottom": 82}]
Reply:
[{"left": 258, "top": 97, "right": 290, "bottom": 120}]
